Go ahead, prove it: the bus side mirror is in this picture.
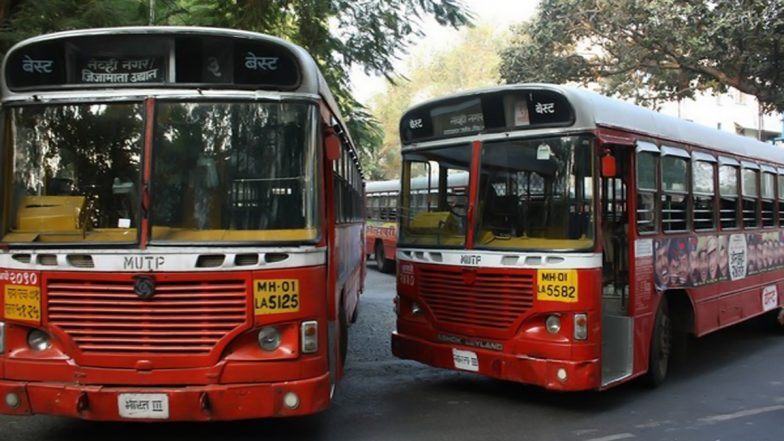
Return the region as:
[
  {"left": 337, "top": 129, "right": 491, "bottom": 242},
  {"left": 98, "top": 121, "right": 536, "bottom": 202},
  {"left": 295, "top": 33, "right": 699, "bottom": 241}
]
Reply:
[
  {"left": 601, "top": 150, "right": 617, "bottom": 177},
  {"left": 325, "top": 133, "right": 342, "bottom": 161}
]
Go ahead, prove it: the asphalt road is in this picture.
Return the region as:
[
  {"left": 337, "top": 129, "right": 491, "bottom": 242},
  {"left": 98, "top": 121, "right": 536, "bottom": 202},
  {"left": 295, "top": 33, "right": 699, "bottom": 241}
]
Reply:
[{"left": 1, "top": 264, "right": 783, "bottom": 441}]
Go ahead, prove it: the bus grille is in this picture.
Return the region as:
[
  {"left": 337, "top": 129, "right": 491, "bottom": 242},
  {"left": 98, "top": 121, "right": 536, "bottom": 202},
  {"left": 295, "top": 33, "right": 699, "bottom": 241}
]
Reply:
[
  {"left": 418, "top": 267, "right": 534, "bottom": 330},
  {"left": 47, "top": 278, "right": 248, "bottom": 354}
]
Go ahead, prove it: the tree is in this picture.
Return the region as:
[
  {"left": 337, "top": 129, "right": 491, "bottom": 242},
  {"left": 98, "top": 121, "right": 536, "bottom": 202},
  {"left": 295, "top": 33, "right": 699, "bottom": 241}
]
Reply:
[
  {"left": 499, "top": 0, "right": 784, "bottom": 112},
  {"left": 0, "top": 0, "right": 473, "bottom": 162},
  {"left": 367, "top": 23, "right": 509, "bottom": 179}
]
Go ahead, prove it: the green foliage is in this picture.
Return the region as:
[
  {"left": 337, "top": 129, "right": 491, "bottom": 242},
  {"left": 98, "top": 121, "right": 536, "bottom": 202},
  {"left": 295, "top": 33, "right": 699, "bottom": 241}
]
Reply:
[
  {"left": 0, "top": 0, "right": 473, "bottom": 169},
  {"left": 499, "top": 0, "right": 784, "bottom": 112},
  {"left": 367, "top": 24, "right": 509, "bottom": 179}
]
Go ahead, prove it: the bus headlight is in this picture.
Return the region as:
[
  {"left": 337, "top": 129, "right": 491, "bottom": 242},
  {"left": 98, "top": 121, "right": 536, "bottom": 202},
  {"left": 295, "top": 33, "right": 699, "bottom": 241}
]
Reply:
[
  {"left": 0, "top": 322, "right": 5, "bottom": 354},
  {"left": 27, "top": 329, "right": 51, "bottom": 351},
  {"left": 574, "top": 313, "right": 588, "bottom": 340},
  {"left": 257, "top": 327, "right": 281, "bottom": 352},
  {"left": 411, "top": 302, "right": 422, "bottom": 316},
  {"left": 545, "top": 315, "right": 561, "bottom": 334},
  {"left": 301, "top": 321, "right": 318, "bottom": 354}
]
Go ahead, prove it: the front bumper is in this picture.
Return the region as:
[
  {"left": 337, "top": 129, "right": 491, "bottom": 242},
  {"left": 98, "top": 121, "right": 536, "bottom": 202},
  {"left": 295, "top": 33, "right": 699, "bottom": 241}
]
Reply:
[
  {"left": 0, "top": 372, "right": 331, "bottom": 421},
  {"left": 392, "top": 332, "right": 600, "bottom": 391}
]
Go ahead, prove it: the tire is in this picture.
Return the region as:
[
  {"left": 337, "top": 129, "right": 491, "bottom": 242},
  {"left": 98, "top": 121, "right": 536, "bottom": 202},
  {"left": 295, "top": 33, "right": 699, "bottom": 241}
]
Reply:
[
  {"left": 778, "top": 309, "right": 784, "bottom": 332},
  {"left": 645, "top": 298, "right": 672, "bottom": 387},
  {"left": 764, "top": 308, "right": 784, "bottom": 334},
  {"left": 374, "top": 241, "right": 395, "bottom": 273}
]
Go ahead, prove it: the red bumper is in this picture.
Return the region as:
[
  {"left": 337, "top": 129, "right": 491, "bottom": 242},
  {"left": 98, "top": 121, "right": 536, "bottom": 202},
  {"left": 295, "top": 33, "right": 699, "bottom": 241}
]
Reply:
[
  {"left": 0, "top": 373, "right": 331, "bottom": 421},
  {"left": 392, "top": 332, "right": 600, "bottom": 391}
]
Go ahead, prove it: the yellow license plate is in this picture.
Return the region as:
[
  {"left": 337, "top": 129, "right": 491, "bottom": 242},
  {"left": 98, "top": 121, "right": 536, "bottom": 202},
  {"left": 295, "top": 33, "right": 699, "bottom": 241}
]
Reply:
[
  {"left": 4, "top": 284, "right": 42, "bottom": 322},
  {"left": 536, "top": 270, "right": 578, "bottom": 303},
  {"left": 253, "top": 279, "right": 300, "bottom": 315}
]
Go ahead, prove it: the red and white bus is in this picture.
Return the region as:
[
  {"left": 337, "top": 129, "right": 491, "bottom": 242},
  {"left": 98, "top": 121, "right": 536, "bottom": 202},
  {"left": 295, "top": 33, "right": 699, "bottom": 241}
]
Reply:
[
  {"left": 391, "top": 84, "right": 784, "bottom": 391},
  {"left": 366, "top": 174, "right": 467, "bottom": 273},
  {"left": 0, "top": 27, "right": 365, "bottom": 420}
]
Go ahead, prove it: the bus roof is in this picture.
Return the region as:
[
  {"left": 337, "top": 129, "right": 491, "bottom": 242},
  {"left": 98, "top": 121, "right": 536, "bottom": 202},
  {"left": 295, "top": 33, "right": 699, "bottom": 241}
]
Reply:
[
  {"left": 366, "top": 179, "right": 400, "bottom": 194},
  {"left": 366, "top": 172, "right": 469, "bottom": 194},
  {"left": 401, "top": 83, "right": 784, "bottom": 166}
]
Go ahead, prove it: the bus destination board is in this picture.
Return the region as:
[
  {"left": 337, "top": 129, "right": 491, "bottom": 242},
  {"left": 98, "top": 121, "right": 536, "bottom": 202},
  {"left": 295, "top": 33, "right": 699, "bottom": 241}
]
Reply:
[{"left": 400, "top": 89, "right": 575, "bottom": 143}]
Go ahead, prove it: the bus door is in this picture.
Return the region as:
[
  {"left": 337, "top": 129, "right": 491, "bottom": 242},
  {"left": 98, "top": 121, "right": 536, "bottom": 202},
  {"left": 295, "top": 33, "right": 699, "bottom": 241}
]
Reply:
[{"left": 599, "top": 145, "right": 634, "bottom": 386}]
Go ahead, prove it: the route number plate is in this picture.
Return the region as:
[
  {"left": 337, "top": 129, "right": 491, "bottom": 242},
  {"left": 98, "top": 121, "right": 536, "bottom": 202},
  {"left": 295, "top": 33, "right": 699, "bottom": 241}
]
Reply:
[
  {"left": 452, "top": 348, "right": 479, "bottom": 372},
  {"left": 117, "top": 393, "right": 169, "bottom": 419},
  {"left": 4, "top": 285, "right": 41, "bottom": 323}
]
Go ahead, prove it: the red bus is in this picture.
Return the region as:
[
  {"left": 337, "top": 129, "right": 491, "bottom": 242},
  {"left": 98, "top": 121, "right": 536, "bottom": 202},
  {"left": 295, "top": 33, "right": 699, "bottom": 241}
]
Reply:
[
  {"left": 366, "top": 174, "right": 467, "bottom": 273},
  {"left": 391, "top": 84, "right": 784, "bottom": 390},
  {"left": 366, "top": 179, "right": 400, "bottom": 273},
  {"left": 0, "top": 27, "right": 365, "bottom": 420}
]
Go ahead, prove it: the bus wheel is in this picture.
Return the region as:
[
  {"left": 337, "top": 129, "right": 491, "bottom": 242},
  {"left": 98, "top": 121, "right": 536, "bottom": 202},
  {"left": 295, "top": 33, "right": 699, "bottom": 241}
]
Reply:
[
  {"left": 768, "top": 308, "right": 784, "bottom": 334},
  {"left": 375, "top": 242, "right": 394, "bottom": 273},
  {"left": 646, "top": 298, "right": 672, "bottom": 387}
]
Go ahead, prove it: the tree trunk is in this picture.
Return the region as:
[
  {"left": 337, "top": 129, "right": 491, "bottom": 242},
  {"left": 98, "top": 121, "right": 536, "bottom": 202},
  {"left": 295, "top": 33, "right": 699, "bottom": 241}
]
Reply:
[{"left": 0, "top": 0, "right": 21, "bottom": 25}]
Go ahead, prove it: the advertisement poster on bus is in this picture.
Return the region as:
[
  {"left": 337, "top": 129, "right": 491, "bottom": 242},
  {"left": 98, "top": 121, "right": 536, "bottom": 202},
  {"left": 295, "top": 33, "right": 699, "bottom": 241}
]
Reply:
[{"left": 654, "top": 232, "right": 784, "bottom": 290}]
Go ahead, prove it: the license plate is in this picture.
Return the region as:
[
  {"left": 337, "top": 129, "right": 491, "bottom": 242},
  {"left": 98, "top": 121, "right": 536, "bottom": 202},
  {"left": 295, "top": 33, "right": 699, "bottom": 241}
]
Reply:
[
  {"left": 452, "top": 348, "right": 479, "bottom": 372},
  {"left": 118, "top": 393, "right": 169, "bottom": 419}
]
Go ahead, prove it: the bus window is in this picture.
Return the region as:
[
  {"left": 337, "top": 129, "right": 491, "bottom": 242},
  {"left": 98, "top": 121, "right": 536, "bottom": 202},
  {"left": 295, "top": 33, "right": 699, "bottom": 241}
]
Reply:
[
  {"left": 779, "top": 170, "right": 784, "bottom": 226},
  {"left": 636, "top": 151, "right": 658, "bottom": 234},
  {"left": 376, "top": 196, "right": 384, "bottom": 220},
  {"left": 661, "top": 154, "right": 689, "bottom": 232},
  {"left": 366, "top": 196, "right": 375, "bottom": 220},
  {"left": 389, "top": 193, "right": 399, "bottom": 220},
  {"left": 692, "top": 160, "right": 716, "bottom": 231},
  {"left": 474, "top": 135, "right": 595, "bottom": 249},
  {"left": 378, "top": 195, "right": 391, "bottom": 220},
  {"left": 6, "top": 103, "right": 144, "bottom": 243},
  {"left": 742, "top": 166, "right": 760, "bottom": 228},
  {"left": 761, "top": 170, "right": 775, "bottom": 227},
  {"left": 399, "top": 144, "right": 471, "bottom": 247},
  {"left": 719, "top": 164, "right": 740, "bottom": 229}
]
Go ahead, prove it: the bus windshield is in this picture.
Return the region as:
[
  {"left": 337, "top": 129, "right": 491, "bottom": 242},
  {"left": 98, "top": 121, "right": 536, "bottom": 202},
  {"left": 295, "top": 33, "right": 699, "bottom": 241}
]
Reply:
[
  {"left": 398, "top": 135, "right": 595, "bottom": 251},
  {"left": 3, "top": 103, "right": 144, "bottom": 243},
  {"left": 399, "top": 143, "right": 471, "bottom": 247},
  {"left": 2, "top": 101, "right": 319, "bottom": 244},
  {"left": 151, "top": 101, "right": 318, "bottom": 243},
  {"left": 476, "top": 135, "right": 594, "bottom": 251}
]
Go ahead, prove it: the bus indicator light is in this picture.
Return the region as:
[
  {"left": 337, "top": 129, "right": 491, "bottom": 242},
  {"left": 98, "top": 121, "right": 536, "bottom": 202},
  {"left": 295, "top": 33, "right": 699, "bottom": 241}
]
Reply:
[
  {"left": 574, "top": 313, "right": 588, "bottom": 340},
  {"left": 536, "top": 270, "right": 578, "bottom": 303}
]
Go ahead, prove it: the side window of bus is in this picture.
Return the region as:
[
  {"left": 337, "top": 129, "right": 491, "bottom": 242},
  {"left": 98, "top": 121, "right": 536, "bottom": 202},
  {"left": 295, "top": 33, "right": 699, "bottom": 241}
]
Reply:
[
  {"left": 661, "top": 151, "right": 689, "bottom": 232},
  {"left": 636, "top": 150, "right": 657, "bottom": 234},
  {"left": 329, "top": 123, "right": 363, "bottom": 225},
  {"left": 741, "top": 164, "right": 760, "bottom": 228},
  {"left": 779, "top": 170, "right": 784, "bottom": 226},
  {"left": 761, "top": 169, "right": 775, "bottom": 227},
  {"left": 380, "top": 196, "right": 390, "bottom": 220},
  {"left": 332, "top": 150, "right": 343, "bottom": 223},
  {"left": 692, "top": 158, "right": 716, "bottom": 231},
  {"left": 389, "top": 193, "right": 399, "bottom": 220},
  {"left": 718, "top": 163, "right": 740, "bottom": 229},
  {"left": 368, "top": 196, "right": 378, "bottom": 220}
]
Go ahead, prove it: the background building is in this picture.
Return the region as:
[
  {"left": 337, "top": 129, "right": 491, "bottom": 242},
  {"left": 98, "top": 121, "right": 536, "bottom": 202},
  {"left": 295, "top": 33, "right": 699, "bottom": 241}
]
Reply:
[{"left": 657, "top": 89, "right": 783, "bottom": 144}]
